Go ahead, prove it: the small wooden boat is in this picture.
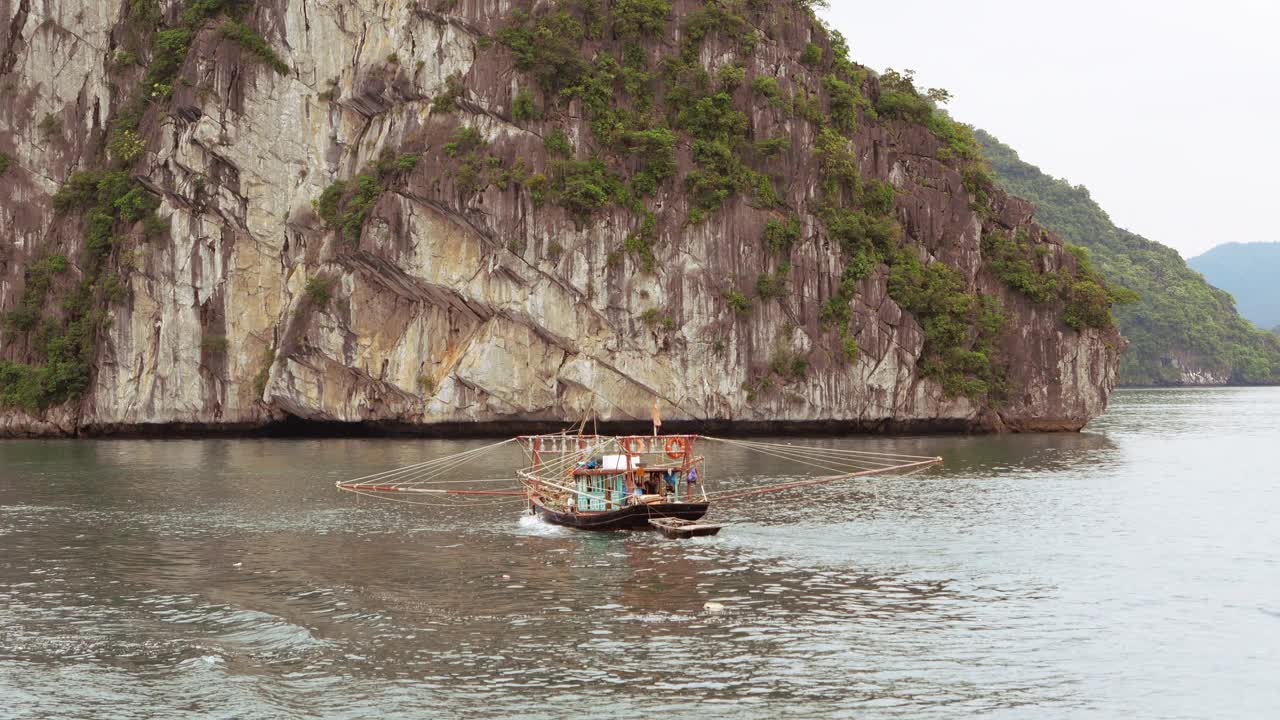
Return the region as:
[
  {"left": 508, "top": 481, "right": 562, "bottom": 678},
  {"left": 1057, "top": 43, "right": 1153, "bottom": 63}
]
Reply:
[{"left": 649, "top": 517, "right": 724, "bottom": 539}]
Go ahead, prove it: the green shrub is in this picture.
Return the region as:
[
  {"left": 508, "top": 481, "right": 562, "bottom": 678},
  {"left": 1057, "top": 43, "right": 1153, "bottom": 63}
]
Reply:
[
  {"left": 107, "top": 129, "right": 146, "bottom": 164},
  {"left": 768, "top": 346, "right": 809, "bottom": 381},
  {"left": 928, "top": 111, "right": 982, "bottom": 161},
  {"left": 544, "top": 128, "right": 573, "bottom": 158},
  {"left": 640, "top": 307, "right": 671, "bottom": 329},
  {"left": 38, "top": 113, "right": 62, "bottom": 139},
  {"left": 841, "top": 335, "right": 860, "bottom": 362},
  {"left": 751, "top": 75, "right": 780, "bottom": 98},
  {"left": 823, "top": 74, "right": 867, "bottom": 133},
  {"left": 432, "top": 72, "right": 466, "bottom": 112},
  {"left": 526, "top": 173, "right": 548, "bottom": 205},
  {"left": 685, "top": 139, "right": 776, "bottom": 219},
  {"left": 799, "top": 43, "right": 823, "bottom": 66},
  {"left": 220, "top": 20, "right": 290, "bottom": 74},
  {"left": 716, "top": 65, "right": 745, "bottom": 90},
  {"left": 100, "top": 273, "right": 129, "bottom": 304},
  {"left": 755, "top": 271, "right": 786, "bottom": 300},
  {"left": 305, "top": 277, "right": 334, "bottom": 307},
  {"left": 753, "top": 135, "right": 788, "bottom": 158},
  {"left": 396, "top": 153, "right": 420, "bottom": 173},
  {"left": 723, "top": 289, "right": 752, "bottom": 315},
  {"left": 762, "top": 216, "right": 801, "bottom": 255},
  {"left": 1062, "top": 278, "right": 1114, "bottom": 330},
  {"left": 814, "top": 127, "right": 859, "bottom": 196},
  {"left": 551, "top": 157, "right": 624, "bottom": 223},
  {"left": 497, "top": 9, "right": 589, "bottom": 95},
  {"left": 819, "top": 297, "right": 851, "bottom": 328},
  {"left": 887, "top": 249, "right": 1005, "bottom": 398},
  {"left": 0, "top": 151, "right": 11, "bottom": 176},
  {"left": 982, "top": 229, "right": 1058, "bottom": 303},
  {"left": 445, "top": 126, "right": 486, "bottom": 157},
  {"left": 512, "top": 87, "right": 539, "bottom": 121},
  {"left": 612, "top": 0, "right": 671, "bottom": 38},
  {"left": 386, "top": 52, "right": 400, "bottom": 64},
  {"left": 624, "top": 211, "right": 657, "bottom": 272},
  {"left": 317, "top": 175, "right": 384, "bottom": 238}
]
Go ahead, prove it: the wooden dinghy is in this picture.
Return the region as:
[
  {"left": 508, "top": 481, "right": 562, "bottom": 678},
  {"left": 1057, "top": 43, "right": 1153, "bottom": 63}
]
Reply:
[{"left": 649, "top": 517, "right": 724, "bottom": 539}]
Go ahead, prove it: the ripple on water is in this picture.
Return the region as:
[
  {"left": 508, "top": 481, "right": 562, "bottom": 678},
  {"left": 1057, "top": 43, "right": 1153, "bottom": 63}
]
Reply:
[{"left": 2, "top": 390, "right": 1280, "bottom": 718}]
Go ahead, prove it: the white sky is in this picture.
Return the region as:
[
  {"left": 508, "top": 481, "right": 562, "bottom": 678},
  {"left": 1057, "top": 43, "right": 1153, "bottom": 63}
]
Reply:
[{"left": 820, "top": 0, "right": 1280, "bottom": 258}]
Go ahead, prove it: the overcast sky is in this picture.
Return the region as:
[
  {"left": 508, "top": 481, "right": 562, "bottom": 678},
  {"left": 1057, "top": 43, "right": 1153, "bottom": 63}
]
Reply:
[{"left": 820, "top": 0, "right": 1280, "bottom": 258}]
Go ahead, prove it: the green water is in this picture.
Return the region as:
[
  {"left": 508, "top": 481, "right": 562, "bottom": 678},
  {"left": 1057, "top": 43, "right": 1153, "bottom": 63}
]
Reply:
[{"left": 1, "top": 388, "right": 1278, "bottom": 718}]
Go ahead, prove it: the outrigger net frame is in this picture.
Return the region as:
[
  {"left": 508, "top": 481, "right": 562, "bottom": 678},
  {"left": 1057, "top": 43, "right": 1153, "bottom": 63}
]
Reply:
[{"left": 335, "top": 433, "right": 942, "bottom": 510}]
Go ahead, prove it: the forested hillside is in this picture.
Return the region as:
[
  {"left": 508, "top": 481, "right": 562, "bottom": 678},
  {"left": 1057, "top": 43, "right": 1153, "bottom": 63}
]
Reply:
[
  {"left": 978, "top": 131, "right": 1280, "bottom": 385},
  {"left": 1189, "top": 243, "right": 1280, "bottom": 331}
]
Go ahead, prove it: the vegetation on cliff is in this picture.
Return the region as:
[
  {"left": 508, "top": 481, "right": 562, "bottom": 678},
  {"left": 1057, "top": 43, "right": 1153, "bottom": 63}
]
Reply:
[
  {"left": 0, "top": 0, "right": 285, "bottom": 410},
  {"left": 978, "top": 130, "right": 1280, "bottom": 385},
  {"left": 482, "top": 0, "right": 1121, "bottom": 401},
  {"left": 1, "top": 0, "right": 1128, "bottom": 417}
]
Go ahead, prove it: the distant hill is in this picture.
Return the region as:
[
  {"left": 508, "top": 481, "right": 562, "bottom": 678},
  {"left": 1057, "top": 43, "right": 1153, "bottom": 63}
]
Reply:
[
  {"left": 1188, "top": 243, "right": 1280, "bottom": 331},
  {"left": 977, "top": 131, "right": 1280, "bottom": 385}
]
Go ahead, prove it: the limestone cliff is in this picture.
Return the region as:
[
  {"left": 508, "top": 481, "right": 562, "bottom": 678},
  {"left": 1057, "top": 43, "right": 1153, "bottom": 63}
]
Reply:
[{"left": 0, "top": 0, "right": 1123, "bottom": 436}]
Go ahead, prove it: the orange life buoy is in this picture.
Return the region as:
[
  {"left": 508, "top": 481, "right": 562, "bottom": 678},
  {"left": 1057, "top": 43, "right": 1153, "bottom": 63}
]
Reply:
[{"left": 664, "top": 436, "right": 688, "bottom": 460}]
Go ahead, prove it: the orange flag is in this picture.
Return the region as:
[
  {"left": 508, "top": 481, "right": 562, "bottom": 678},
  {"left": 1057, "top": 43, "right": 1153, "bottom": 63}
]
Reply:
[{"left": 651, "top": 398, "right": 662, "bottom": 436}]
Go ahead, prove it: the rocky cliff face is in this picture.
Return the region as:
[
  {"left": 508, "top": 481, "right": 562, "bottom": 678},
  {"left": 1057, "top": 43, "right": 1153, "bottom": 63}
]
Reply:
[{"left": 0, "top": 0, "right": 1122, "bottom": 436}]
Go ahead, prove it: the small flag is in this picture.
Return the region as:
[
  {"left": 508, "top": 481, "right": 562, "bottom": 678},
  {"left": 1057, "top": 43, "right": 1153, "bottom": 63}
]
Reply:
[{"left": 651, "top": 398, "right": 662, "bottom": 435}]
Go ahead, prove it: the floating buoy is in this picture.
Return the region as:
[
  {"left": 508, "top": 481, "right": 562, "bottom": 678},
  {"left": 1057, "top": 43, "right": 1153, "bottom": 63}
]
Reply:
[{"left": 703, "top": 601, "right": 725, "bottom": 612}]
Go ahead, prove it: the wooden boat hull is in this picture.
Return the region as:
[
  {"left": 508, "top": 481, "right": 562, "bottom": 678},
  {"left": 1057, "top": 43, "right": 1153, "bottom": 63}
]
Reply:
[
  {"left": 531, "top": 497, "right": 709, "bottom": 531},
  {"left": 649, "top": 518, "right": 724, "bottom": 539}
]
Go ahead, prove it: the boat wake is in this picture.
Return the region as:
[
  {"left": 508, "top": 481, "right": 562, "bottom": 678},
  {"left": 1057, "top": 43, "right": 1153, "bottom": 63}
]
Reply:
[{"left": 514, "top": 513, "right": 566, "bottom": 537}]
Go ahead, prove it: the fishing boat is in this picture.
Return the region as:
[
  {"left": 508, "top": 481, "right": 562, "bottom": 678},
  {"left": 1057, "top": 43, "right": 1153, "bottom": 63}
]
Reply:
[{"left": 334, "top": 425, "right": 943, "bottom": 535}]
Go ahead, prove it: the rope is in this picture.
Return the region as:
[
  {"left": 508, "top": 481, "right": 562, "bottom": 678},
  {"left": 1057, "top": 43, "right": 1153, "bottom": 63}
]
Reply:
[
  {"left": 337, "top": 438, "right": 516, "bottom": 488},
  {"left": 707, "top": 457, "right": 941, "bottom": 501},
  {"left": 699, "top": 436, "right": 938, "bottom": 461}
]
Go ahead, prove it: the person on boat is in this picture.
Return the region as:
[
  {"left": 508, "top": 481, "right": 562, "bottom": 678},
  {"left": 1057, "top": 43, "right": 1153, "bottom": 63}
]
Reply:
[
  {"left": 687, "top": 466, "right": 698, "bottom": 488},
  {"left": 566, "top": 495, "right": 577, "bottom": 513},
  {"left": 629, "top": 486, "right": 644, "bottom": 505}
]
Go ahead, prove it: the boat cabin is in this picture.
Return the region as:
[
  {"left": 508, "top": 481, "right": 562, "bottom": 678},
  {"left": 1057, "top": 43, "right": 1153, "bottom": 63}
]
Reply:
[{"left": 523, "top": 434, "right": 705, "bottom": 514}]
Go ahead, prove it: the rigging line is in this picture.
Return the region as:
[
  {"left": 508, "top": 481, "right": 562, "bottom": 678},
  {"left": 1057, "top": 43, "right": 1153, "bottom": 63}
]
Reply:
[
  {"left": 702, "top": 434, "right": 940, "bottom": 460},
  {"left": 706, "top": 441, "right": 907, "bottom": 471},
  {"left": 702, "top": 442, "right": 936, "bottom": 467},
  {"left": 336, "top": 485, "right": 526, "bottom": 496},
  {"left": 386, "top": 437, "right": 534, "bottom": 487},
  {"left": 356, "top": 477, "right": 522, "bottom": 486},
  {"left": 344, "top": 487, "right": 528, "bottom": 507},
  {"left": 696, "top": 436, "right": 917, "bottom": 467},
  {"left": 389, "top": 448, "right": 505, "bottom": 487},
  {"left": 351, "top": 437, "right": 514, "bottom": 482},
  {"left": 338, "top": 438, "right": 516, "bottom": 486},
  {"left": 701, "top": 439, "right": 885, "bottom": 476},
  {"left": 699, "top": 435, "right": 940, "bottom": 461},
  {"left": 707, "top": 458, "right": 942, "bottom": 501},
  {"left": 697, "top": 439, "right": 924, "bottom": 474},
  {"left": 387, "top": 442, "right": 519, "bottom": 486}
]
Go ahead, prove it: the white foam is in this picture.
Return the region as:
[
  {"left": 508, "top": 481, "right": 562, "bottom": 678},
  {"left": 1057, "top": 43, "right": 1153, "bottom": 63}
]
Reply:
[{"left": 514, "top": 514, "right": 565, "bottom": 537}]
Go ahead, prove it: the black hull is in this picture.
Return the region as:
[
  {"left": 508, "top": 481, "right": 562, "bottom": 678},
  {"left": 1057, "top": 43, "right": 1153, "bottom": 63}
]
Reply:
[{"left": 531, "top": 497, "right": 709, "bottom": 531}]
